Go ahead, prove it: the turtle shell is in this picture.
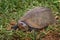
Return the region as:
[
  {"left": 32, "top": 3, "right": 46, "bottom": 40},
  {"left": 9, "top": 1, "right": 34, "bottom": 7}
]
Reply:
[{"left": 18, "top": 7, "right": 56, "bottom": 29}]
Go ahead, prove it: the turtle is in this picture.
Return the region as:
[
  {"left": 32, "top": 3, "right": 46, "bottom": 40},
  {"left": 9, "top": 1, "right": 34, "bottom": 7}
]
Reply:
[{"left": 11, "top": 7, "right": 56, "bottom": 31}]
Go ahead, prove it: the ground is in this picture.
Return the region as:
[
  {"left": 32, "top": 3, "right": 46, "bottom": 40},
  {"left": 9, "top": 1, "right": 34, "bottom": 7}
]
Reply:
[{"left": 0, "top": 0, "right": 60, "bottom": 40}]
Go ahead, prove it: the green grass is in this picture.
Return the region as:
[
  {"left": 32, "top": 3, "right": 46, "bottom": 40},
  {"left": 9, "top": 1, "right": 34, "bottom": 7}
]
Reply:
[{"left": 0, "top": 0, "right": 60, "bottom": 40}]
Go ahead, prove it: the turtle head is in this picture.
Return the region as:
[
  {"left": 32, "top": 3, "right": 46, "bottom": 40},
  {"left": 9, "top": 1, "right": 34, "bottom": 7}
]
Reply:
[
  {"left": 11, "top": 21, "right": 37, "bottom": 31},
  {"left": 17, "top": 21, "right": 29, "bottom": 31}
]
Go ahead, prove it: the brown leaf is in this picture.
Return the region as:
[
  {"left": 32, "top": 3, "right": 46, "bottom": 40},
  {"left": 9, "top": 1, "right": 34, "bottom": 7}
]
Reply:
[
  {"left": 6, "top": 24, "right": 13, "bottom": 30},
  {"left": 10, "top": 20, "right": 16, "bottom": 25}
]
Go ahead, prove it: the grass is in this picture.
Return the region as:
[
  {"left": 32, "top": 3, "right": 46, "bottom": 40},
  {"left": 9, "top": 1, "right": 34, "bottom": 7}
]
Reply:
[{"left": 0, "top": 0, "right": 60, "bottom": 40}]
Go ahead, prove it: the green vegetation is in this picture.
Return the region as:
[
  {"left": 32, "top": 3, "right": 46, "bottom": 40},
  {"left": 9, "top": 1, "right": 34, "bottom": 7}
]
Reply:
[{"left": 0, "top": 0, "right": 60, "bottom": 40}]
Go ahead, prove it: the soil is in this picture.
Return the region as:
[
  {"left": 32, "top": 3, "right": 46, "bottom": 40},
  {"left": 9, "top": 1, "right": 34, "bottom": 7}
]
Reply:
[{"left": 42, "top": 31, "right": 60, "bottom": 40}]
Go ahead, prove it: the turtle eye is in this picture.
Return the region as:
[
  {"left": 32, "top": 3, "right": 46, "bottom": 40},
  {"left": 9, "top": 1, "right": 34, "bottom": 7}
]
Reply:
[
  {"left": 20, "top": 22, "right": 27, "bottom": 27},
  {"left": 20, "top": 23, "right": 23, "bottom": 25}
]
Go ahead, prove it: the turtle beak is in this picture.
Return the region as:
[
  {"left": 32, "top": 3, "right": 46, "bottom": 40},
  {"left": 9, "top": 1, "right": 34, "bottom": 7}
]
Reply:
[{"left": 11, "top": 25, "right": 18, "bottom": 30}]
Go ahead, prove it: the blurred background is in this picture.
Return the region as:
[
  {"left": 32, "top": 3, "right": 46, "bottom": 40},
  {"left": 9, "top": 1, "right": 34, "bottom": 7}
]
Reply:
[{"left": 0, "top": 0, "right": 60, "bottom": 40}]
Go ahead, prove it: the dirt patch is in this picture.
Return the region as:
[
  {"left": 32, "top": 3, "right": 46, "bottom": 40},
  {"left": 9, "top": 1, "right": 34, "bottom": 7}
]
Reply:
[{"left": 42, "top": 31, "right": 60, "bottom": 40}]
